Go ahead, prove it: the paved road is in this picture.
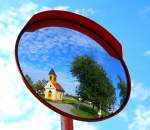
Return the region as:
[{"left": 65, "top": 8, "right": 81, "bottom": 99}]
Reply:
[{"left": 48, "top": 101, "right": 77, "bottom": 116}]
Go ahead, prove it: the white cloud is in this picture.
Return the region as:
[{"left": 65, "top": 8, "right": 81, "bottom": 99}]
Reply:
[
  {"left": 40, "top": 5, "right": 94, "bottom": 17},
  {"left": 0, "top": 1, "right": 59, "bottom": 117},
  {"left": 0, "top": 2, "right": 37, "bottom": 53},
  {"left": 40, "top": 6, "right": 52, "bottom": 11},
  {"left": 74, "top": 8, "right": 95, "bottom": 16},
  {"left": 0, "top": 111, "right": 98, "bottom": 130},
  {"left": 0, "top": 55, "right": 35, "bottom": 116},
  {"left": 18, "top": 27, "right": 104, "bottom": 63},
  {"left": 19, "top": 2, "right": 39, "bottom": 21},
  {"left": 74, "top": 120, "right": 98, "bottom": 130},
  {"left": 0, "top": 1, "right": 95, "bottom": 53},
  {"left": 117, "top": 111, "right": 128, "bottom": 121},
  {"left": 40, "top": 5, "right": 69, "bottom": 12},
  {"left": 139, "top": 7, "right": 150, "bottom": 20},
  {"left": 0, "top": 0, "right": 53, "bottom": 125},
  {"left": 0, "top": 105, "right": 60, "bottom": 130},
  {"left": 19, "top": 2, "right": 38, "bottom": 13},
  {"left": 54, "top": 5, "right": 69, "bottom": 11},
  {"left": 128, "top": 105, "right": 150, "bottom": 130},
  {"left": 140, "top": 7, "right": 150, "bottom": 16},
  {"left": 131, "top": 81, "right": 150, "bottom": 102},
  {"left": 143, "top": 7, "right": 150, "bottom": 14},
  {"left": 144, "top": 50, "right": 150, "bottom": 56}
]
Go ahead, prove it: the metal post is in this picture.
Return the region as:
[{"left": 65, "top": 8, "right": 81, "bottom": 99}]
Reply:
[{"left": 61, "top": 116, "right": 73, "bottom": 130}]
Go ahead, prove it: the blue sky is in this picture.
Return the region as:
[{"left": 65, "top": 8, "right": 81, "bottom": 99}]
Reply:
[{"left": 0, "top": 0, "right": 150, "bottom": 130}]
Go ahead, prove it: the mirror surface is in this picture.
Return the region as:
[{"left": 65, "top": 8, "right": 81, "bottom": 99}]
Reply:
[{"left": 17, "top": 27, "right": 128, "bottom": 119}]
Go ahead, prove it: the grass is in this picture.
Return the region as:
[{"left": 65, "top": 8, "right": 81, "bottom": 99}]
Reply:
[
  {"left": 39, "top": 94, "right": 45, "bottom": 99},
  {"left": 39, "top": 94, "right": 79, "bottom": 104},
  {"left": 39, "top": 94, "right": 109, "bottom": 118},
  {"left": 71, "top": 104, "right": 97, "bottom": 118},
  {"left": 58, "top": 96, "right": 80, "bottom": 104},
  {"left": 39, "top": 94, "right": 53, "bottom": 102}
]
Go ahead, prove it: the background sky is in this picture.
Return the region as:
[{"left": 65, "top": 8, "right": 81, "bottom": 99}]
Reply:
[{"left": 0, "top": 0, "right": 150, "bottom": 130}]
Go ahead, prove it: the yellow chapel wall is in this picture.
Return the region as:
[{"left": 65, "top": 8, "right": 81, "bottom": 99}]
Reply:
[
  {"left": 45, "top": 89, "right": 64, "bottom": 101},
  {"left": 51, "top": 91, "right": 57, "bottom": 101},
  {"left": 56, "top": 91, "right": 64, "bottom": 101},
  {"left": 45, "top": 89, "right": 50, "bottom": 99}
]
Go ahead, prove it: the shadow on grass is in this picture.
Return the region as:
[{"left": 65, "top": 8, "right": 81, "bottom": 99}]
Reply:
[{"left": 71, "top": 104, "right": 98, "bottom": 118}]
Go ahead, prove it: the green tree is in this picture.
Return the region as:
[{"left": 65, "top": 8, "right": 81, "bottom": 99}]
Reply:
[
  {"left": 117, "top": 75, "right": 127, "bottom": 105},
  {"left": 25, "top": 74, "right": 34, "bottom": 86},
  {"left": 34, "top": 79, "right": 47, "bottom": 94},
  {"left": 70, "top": 55, "right": 116, "bottom": 115}
]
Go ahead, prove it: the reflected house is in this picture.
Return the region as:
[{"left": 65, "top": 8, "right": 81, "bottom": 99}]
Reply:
[{"left": 44, "top": 68, "right": 64, "bottom": 101}]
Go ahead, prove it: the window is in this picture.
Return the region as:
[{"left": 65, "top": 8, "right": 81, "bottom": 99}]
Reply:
[{"left": 50, "top": 76, "right": 52, "bottom": 80}]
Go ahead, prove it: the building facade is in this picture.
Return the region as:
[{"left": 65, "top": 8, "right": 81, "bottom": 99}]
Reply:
[{"left": 44, "top": 69, "right": 64, "bottom": 101}]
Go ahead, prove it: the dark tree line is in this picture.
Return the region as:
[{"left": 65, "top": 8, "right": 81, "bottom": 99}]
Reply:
[{"left": 25, "top": 74, "right": 47, "bottom": 94}]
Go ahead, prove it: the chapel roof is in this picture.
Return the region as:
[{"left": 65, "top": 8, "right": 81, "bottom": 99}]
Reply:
[
  {"left": 51, "top": 81, "right": 64, "bottom": 92},
  {"left": 48, "top": 68, "right": 57, "bottom": 76}
]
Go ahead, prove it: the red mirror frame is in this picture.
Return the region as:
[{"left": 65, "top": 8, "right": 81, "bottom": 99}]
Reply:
[{"left": 15, "top": 10, "right": 131, "bottom": 122}]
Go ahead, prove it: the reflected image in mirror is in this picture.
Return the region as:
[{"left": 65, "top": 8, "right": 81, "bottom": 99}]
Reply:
[{"left": 18, "top": 27, "right": 127, "bottom": 119}]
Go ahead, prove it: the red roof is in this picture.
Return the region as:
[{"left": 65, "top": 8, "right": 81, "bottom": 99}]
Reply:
[{"left": 51, "top": 82, "right": 64, "bottom": 92}]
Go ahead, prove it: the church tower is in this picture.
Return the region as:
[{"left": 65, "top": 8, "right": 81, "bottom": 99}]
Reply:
[{"left": 48, "top": 68, "right": 57, "bottom": 83}]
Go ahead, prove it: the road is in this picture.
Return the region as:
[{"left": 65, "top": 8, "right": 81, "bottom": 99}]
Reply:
[{"left": 48, "top": 101, "right": 77, "bottom": 116}]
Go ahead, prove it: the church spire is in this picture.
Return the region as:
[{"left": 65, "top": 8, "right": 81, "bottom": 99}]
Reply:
[
  {"left": 48, "top": 68, "right": 57, "bottom": 76},
  {"left": 48, "top": 68, "right": 57, "bottom": 82}
]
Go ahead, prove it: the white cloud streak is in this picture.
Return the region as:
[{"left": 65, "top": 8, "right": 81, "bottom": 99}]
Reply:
[
  {"left": 40, "top": 5, "right": 69, "bottom": 12},
  {"left": 140, "top": 7, "right": 150, "bottom": 16},
  {"left": 74, "top": 120, "right": 98, "bottom": 130},
  {"left": 144, "top": 50, "right": 150, "bottom": 56},
  {"left": 131, "top": 81, "right": 150, "bottom": 102},
  {"left": 117, "top": 111, "right": 128, "bottom": 121},
  {"left": 0, "top": 55, "right": 33, "bottom": 116},
  {"left": 74, "top": 8, "right": 95, "bottom": 16},
  {"left": 0, "top": 104, "right": 60, "bottom": 130},
  {"left": 128, "top": 105, "right": 150, "bottom": 130}
]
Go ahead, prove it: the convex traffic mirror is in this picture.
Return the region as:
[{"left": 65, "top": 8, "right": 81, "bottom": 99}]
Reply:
[{"left": 15, "top": 11, "right": 131, "bottom": 122}]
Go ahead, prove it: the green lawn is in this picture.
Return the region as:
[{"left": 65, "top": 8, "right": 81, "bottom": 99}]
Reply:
[
  {"left": 58, "top": 96, "right": 80, "bottom": 104},
  {"left": 39, "top": 94, "right": 45, "bottom": 99},
  {"left": 71, "top": 104, "right": 98, "bottom": 118},
  {"left": 40, "top": 94, "right": 80, "bottom": 104},
  {"left": 40, "top": 94, "right": 109, "bottom": 118},
  {"left": 39, "top": 94, "right": 53, "bottom": 102}
]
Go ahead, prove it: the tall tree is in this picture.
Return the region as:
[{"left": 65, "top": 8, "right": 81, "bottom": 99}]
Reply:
[
  {"left": 70, "top": 55, "right": 116, "bottom": 115},
  {"left": 34, "top": 79, "right": 47, "bottom": 93},
  {"left": 25, "top": 74, "right": 34, "bottom": 86},
  {"left": 117, "top": 75, "right": 127, "bottom": 105}
]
